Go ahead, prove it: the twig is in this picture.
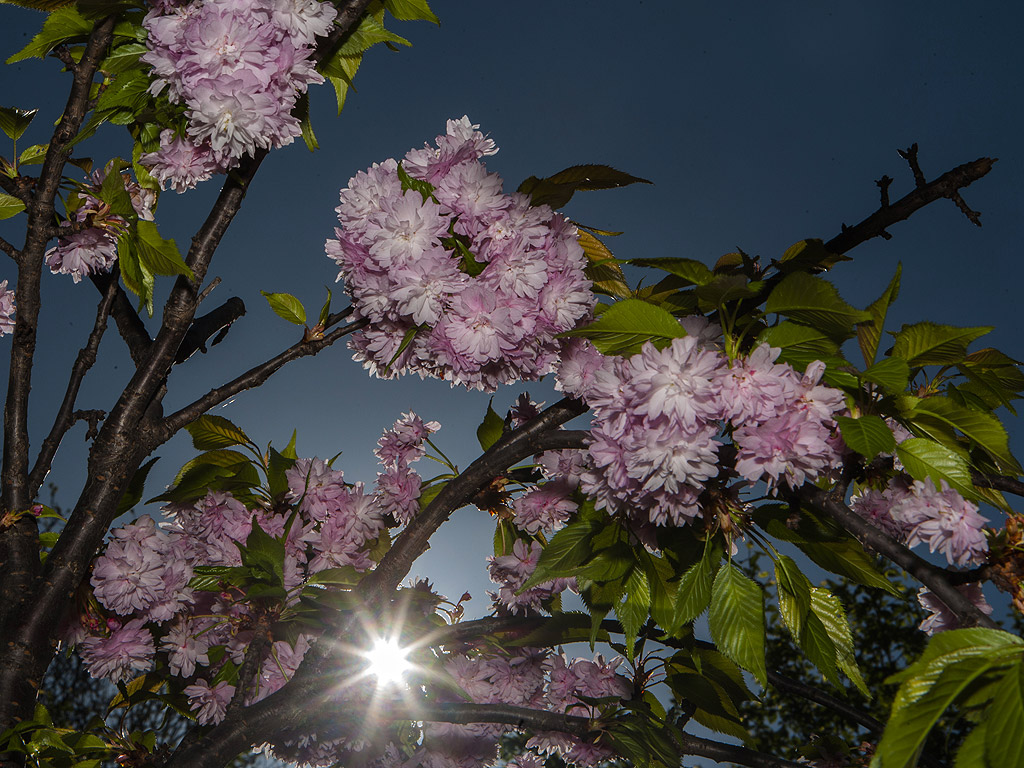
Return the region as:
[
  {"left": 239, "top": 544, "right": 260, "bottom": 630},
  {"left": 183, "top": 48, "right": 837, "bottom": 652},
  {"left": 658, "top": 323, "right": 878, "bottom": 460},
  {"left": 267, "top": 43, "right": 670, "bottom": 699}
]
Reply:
[
  {"left": 875, "top": 175, "right": 893, "bottom": 208},
  {"left": 0, "top": 235, "right": 18, "bottom": 261},
  {"left": 197, "top": 276, "right": 221, "bottom": 304},
  {"left": 154, "top": 318, "right": 367, "bottom": 446},
  {"left": 800, "top": 484, "right": 999, "bottom": 629},
  {"left": 970, "top": 472, "right": 1024, "bottom": 498},
  {"left": 90, "top": 271, "right": 152, "bottom": 366},
  {"left": 27, "top": 277, "right": 117, "bottom": 498},
  {"left": 824, "top": 156, "right": 994, "bottom": 255},
  {"left": 897, "top": 143, "right": 927, "bottom": 188}
]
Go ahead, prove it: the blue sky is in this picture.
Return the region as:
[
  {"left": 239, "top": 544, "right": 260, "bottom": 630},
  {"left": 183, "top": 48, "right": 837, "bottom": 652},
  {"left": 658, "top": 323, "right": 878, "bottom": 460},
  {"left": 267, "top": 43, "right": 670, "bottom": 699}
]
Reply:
[{"left": 2, "top": 1, "right": 1024, "bottom": 609}]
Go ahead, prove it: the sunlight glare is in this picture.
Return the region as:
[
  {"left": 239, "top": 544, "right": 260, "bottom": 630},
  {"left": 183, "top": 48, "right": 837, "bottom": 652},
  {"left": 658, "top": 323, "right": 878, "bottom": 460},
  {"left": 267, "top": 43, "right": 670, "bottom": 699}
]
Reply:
[{"left": 365, "top": 637, "right": 412, "bottom": 686}]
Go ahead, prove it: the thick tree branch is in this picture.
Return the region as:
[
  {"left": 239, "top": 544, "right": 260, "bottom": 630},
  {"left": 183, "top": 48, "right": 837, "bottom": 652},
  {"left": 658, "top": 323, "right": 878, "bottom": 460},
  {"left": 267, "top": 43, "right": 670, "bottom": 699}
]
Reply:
[
  {"left": 26, "top": 274, "right": 117, "bottom": 499},
  {"left": 800, "top": 484, "right": 999, "bottom": 629},
  {"left": 824, "top": 155, "right": 994, "bottom": 254},
  {"left": 0, "top": 15, "right": 117, "bottom": 735}
]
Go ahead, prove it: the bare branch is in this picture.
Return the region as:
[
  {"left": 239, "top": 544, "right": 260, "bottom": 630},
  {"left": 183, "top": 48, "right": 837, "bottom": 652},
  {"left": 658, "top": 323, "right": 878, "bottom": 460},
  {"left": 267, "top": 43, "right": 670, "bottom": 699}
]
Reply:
[
  {"left": 971, "top": 471, "right": 1024, "bottom": 498},
  {"left": 0, "top": 235, "right": 19, "bottom": 261},
  {"left": 154, "top": 317, "right": 367, "bottom": 445},
  {"left": 27, "top": 277, "right": 117, "bottom": 497},
  {"left": 825, "top": 155, "right": 994, "bottom": 254},
  {"left": 89, "top": 272, "right": 152, "bottom": 366},
  {"left": 897, "top": 142, "right": 926, "bottom": 188}
]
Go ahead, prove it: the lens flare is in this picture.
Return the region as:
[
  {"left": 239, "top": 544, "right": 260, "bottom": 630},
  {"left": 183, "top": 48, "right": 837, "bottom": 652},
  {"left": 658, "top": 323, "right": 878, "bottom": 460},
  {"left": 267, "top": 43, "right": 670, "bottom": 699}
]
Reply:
[{"left": 365, "top": 637, "right": 412, "bottom": 686}]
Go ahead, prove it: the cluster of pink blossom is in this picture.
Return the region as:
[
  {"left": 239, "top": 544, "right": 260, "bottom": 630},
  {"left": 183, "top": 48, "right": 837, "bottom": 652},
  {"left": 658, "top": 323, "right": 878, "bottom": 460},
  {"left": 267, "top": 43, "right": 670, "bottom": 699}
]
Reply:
[
  {"left": 140, "top": 0, "right": 337, "bottom": 190},
  {"left": 488, "top": 538, "right": 576, "bottom": 615},
  {"left": 916, "top": 584, "right": 994, "bottom": 635},
  {"left": 850, "top": 476, "right": 989, "bottom": 566},
  {"left": 74, "top": 413, "right": 436, "bottom": 725},
  {"left": 368, "top": 649, "right": 629, "bottom": 768},
  {"left": 567, "top": 333, "right": 846, "bottom": 528},
  {"left": 44, "top": 164, "right": 156, "bottom": 282},
  {"left": 0, "top": 279, "right": 14, "bottom": 336},
  {"left": 374, "top": 411, "right": 439, "bottom": 524},
  {"left": 326, "top": 117, "right": 595, "bottom": 391}
]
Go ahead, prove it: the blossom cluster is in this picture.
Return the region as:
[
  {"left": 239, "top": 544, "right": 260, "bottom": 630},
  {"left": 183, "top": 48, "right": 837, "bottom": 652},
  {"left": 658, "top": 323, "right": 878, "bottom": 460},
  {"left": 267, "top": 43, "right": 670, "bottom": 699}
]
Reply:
[
  {"left": 850, "top": 476, "right": 993, "bottom": 634},
  {"left": 488, "top": 538, "right": 576, "bottom": 615},
  {"left": 0, "top": 279, "right": 14, "bottom": 336},
  {"left": 74, "top": 413, "right": 434, "bottom": 727},
  {"left": 326, "top": 117, "right": 595, "bottom": 391},
  {"left": 44, "top": 164, "right": 155, "bottom": 283},
  {"left": 140, "top": 0, "right": 337, "bottom": 190},
  {"left": 562, "top": 333, "right": 846, "bottom": 528}
]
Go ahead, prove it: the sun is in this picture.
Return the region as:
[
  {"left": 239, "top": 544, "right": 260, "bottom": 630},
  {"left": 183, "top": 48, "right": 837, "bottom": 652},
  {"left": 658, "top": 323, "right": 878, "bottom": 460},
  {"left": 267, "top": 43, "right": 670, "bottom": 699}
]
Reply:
[{"left": 365, "top": 637, "right": 412, "bottom": 687}]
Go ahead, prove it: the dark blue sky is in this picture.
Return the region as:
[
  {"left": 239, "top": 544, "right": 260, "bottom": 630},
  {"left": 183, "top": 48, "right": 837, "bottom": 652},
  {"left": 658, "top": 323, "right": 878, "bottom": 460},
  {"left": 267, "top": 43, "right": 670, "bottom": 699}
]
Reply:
[{"left": 2, "top": 1, "right": 1024, "bottom": 607}]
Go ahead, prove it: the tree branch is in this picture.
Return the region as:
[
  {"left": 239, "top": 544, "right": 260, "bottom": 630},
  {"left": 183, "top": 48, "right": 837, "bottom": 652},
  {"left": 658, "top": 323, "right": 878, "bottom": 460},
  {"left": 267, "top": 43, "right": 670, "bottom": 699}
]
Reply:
[
  {"left": 971, "top": 471, "right": 1024, "bottom": 498},
  {"left": 799, "top": 484, "right": 999, "bottom": 629},
  {"left": 153, "top": 317, "right": 367, "bottom": 446},
  {"left": 0, "top": 15, "right": 117, "bottom": 733},
  {"left": 89, "top": 271, "right": 151, "bottom": 366},
  {"left": 26, "top": 275, "right": 117, "bottom": 499},
  {"left": 825, "top": 155, "right": 994, "bottom": 254},
  {"left": 0, "top": 235, "right": 18, "bottom": 261}
]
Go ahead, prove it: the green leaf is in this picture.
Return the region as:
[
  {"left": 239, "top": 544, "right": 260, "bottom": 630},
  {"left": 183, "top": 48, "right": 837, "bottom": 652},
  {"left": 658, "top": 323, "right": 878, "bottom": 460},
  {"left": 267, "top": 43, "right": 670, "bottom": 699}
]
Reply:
[
  {"left": 172, "top": 450, "right": 251, "bottom": 487},
  {"left": 261, "top": 291, "right": 307, "bottom": 326},
  {"left": 0, "top": 107, "right": 37, "bottom": 141},
  {"left": 983, "top": 658, "right": 1024, "bottom": 765},
  {"left": 574, "top": 543, "right": 634, "bottom": 582},
  {"left": 799, "top": 610, "right": 842, "bottom": 689},
  {"left": 116, "top": 456, "right": 159, "bottom": 515},
  {"left": 317, "top": 287, "right": 332, "bottom": 328},
  {"left": 775, "top": 555, "right": 811, "bottom": 639},
  {"left": 117, "top": 236, "right": 154, "bottom": 316},
  {"left": 672, "top": 550, "right": 716, "bottom": 628},
  {"left": 522, "top": 521, "right": 598, "bottom": 590},
  {"left": 615, "top": 567, "right": 651, "bottom": 661},
  {"left": 837, "top": 414, "right": 897, "bottom": 458},
  {"left": 336, "top": 12, "right": 411, "bottom": 56},
  {"left": 518, "top": 164, "right": 652, "bottom": 209},
  {"left": 861, "top": 357, "right": 910, "bottom": 393},
  {"left": 295, "top": 91, "right": 317, "bottom": 151},
  {"left": 559, "top": 298, "right": 685, "bottom": 356},
  {"left": 629, "top": 257, "right": 713, "bottom": 286},
  {"left": 775, "top": 238, "right": 849, "bottom": 274},
  {"left": 238, "top": 520, "right": 286, "bottom": 586},
  {"left": 811, "top": 587, "right": 869, "bottom": 697},
  {"left": 382, "top": 0, "right": 439, "bottom": 23},
  {"left": 895, "top": 437, "right": 976, "bottom": 500},
  {"left": 185, "top": 415, "right": 252, "bottom": 451},
  {"left": 578, "top": 230, "right": 631, "bottom": 298},
  {"left": 135, "top": 220, "right": 192, "bottom": 278},
  {"left": 323, "top": 56, "right": 361, "bottom": 114},
  {"left": 708, "top": 564, "right": 766, "bottom": 688},
  {"left": 757, "top": 322, "right": 840, "bottom": 357},
  {"left": 17, "top": 144, "right": 48, "bottom": 166},
  {"left": 766, "top": 272, "right": 871, "bottom": 340},
  {"left": 891, "top": 321, "right": 992, "bottom": 366},
  {"left": 857, "top": 263, "right": 901, "bottom": 367},
  {"left": 0, "top": 193, "right": 26, "bottom": 220},
  {"left": 7, "top": 7, "right": 92, "bottom": 63},
  {"left": 695, "top": 274, "right": 763, "bottom": 311},
  {"left": 906, "top": 396, "right": 1021, "bottom": 474},
  {"left": 795, "top": 537, "right": 902, "bottom": 596},
  {"left": 476, "top": 398, "right": 504, "bottom": 451},
  {"left": 396, "top": 161, "right": 436, "bottom": 203}
]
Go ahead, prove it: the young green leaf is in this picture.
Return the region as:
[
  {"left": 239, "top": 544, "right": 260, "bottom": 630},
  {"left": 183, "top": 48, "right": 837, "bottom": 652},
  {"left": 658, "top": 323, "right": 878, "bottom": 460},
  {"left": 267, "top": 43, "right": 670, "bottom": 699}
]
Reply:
[
  {"left": 185, "top": 415, "right": 252, "bottom": 451},
  {"left": 521, "top": 521, "right": 599, "bottom": 590},
  {"left": 860, "top": 357, "right": 910, "bottom": 393},
  {"left": 476, "top": 398, "right": 504, "bottom": 451},
  {"left": 383, "top": 0, "right": 439, "bottom": 24},
  {"left": 0, "top": 193, "right": 26, "bottom": 220},
  {"left": 857, "top": 263, "right": 901, "bottom": 366},
  {"left": 810, "top": 587, "right": 870, "bottom": 697},
  {"left": 0, "top": 106, "right": 37, "bottom": 141},
  {"left": 559, "top": 298, "right": 686, "bottom": 356},
  {"left": 836, "top": 415, "right": 897, "bottom": 458},
  {"left": 135, "top": 220, "right": 193, "bottom": 278},
  {"left": 261, "top": 291, "right": 307, "bottom": 326},
  {"left": 673, "top": 552, "right": 715, "bottom": 628},
  {"left": 895, "top": 437, "right": 976, "bottom": 500},
  {"left": 629, "top": 257, "right": 713, "bottom": 286}
]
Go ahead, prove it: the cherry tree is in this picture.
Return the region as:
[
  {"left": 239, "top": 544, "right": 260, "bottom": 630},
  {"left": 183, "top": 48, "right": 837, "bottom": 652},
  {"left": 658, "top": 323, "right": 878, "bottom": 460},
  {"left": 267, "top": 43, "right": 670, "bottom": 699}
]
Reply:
[{"left": 1, "top": 3, "right": 1023, "bottom": 768}]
